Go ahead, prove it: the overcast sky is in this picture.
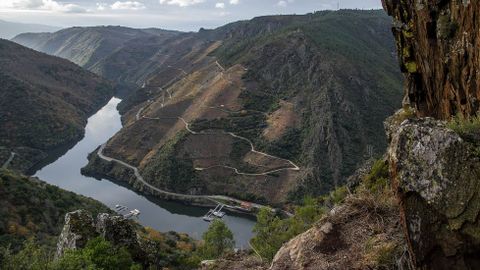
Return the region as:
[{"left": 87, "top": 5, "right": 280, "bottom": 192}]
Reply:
[{"left": 0, "top": 0, "right": 383, "bottom": 31}]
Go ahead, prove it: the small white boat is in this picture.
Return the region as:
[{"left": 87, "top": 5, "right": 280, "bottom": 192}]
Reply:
[
  {"left": 213, "top": 211, "right": 225, "bottom": 218},
  {"left": 203, "top": 216, "right": 214, "bottom": 222},
  {"left": 130, "top": 209, "right": 141, "bottom": 216},
  {"left": 212, "top": 204, "right": 226, "bottom": 218}
]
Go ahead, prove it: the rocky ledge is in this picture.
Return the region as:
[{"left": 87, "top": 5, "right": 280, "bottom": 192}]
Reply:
[
  {"left": 386, "top": 112, "right": 480, "bottom": 269},
  {"left": 55, "top": 210, "right": 174, "bottom": 267}
]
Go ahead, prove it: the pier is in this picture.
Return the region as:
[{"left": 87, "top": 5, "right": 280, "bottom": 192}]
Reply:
[{"left": 203, "top": 204, "right": 226, "bottom": 222}]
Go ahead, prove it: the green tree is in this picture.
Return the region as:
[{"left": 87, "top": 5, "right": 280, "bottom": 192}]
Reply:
[
  {"left": 1, "top": 239, "right": 52, "bottom": 270},
  {"left": 198, "top": 219, "right": 235, "bottom": 259},
  {"left": 251, "top": 208, "right": 290, "bottom": 261},
  {"left": 251, "top": 201, "right": 325, "bottom": 262}
]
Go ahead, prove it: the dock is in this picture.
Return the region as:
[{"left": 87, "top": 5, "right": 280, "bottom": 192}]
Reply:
[
  {"left": 203, "top": 204, "right": 226, "bottom": 222},
  {"left": 115, "top": 204, "right": 140, "bottom": 219}
]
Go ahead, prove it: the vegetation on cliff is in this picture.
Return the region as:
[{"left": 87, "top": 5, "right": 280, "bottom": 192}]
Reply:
[
  {"left": 0, "top": 170, "right": 110, "bottom": 251},
  {"left": 0, "top": 39, "right": 114, "bottom": 173}
]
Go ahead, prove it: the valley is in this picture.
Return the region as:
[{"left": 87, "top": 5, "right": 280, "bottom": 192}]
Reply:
[
  {"left": 1, "top": 9, "right": 405, "bottom": 268},
  {"left": 34, "top": 97, "right": 256, "bottom": 247},
  {"left": 2, "top": 1, "right": 479, "bottom": 268},
  {"left": 79, "top": 10, "right": 403, "bottom": 206}
]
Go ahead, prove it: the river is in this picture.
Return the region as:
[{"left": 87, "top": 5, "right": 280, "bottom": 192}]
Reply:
[{"left": 34, "top": 97, "right": 255, "bottom": 247}]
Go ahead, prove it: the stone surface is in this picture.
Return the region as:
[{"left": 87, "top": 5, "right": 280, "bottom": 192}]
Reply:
[
  {"left": 56, "top": 210, "right": 141, "bottom": 259},
  {"left": 55, "top": 210, "right": 96, "bottom": 258},
  {"left": 386, "top": 115, "right": 480, "bottom": 269},
  {"left": 382, "top": 0, "right": 480, "bottom": 119}
]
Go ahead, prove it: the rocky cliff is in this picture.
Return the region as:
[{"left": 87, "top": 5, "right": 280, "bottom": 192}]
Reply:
[
  {"left": 382, "top": 0, "right": 480, "bottom": 119},
  {"left": 380, "top": 0, "right": 480, "bottom": 268},
  {"left": 56, "top": 210, "right": 198, "bottom": 268},
  {"left": 385, "top": 113, "right": 480, "bottom": 269},
  {"left": 218, "top": 2, "right": 480, "bottom": 269}
]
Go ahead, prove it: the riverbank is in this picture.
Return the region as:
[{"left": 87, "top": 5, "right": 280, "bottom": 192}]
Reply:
[
  {"left": 81, "top": 146, "right": 269, "bottom": 217},
  {"left": 35, "top": 97, "right": 256, "bottom": 246}
]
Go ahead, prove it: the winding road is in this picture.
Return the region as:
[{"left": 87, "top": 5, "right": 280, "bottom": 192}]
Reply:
[
  {"left": 1, "top": 152, "right": 16, "bottom": 169},
  {"left": 97, "top": 59, "right": 299, "bottom": 214},
  {"left": 97, "top": 143, "right": 268, "bottom": 211},
  {"left": 141, "top": 115, "right": 300, "bottom": 175}
]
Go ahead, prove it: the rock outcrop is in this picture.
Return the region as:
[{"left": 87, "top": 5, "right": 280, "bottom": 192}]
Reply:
[
  {"left": 386, "top": 114, "right": 480, "bottom": 269},
  {"left": 269, "top": 192, "right": 403, "bottom": 270},
  {"left": 56, "top": 210, "right": 142, "bottom": 259},
  {"left": 382, "top": 0, "right": 480, "bottom": 119},
  {"left": 56, "top": 210, "right": 200, "bottom": 268}
]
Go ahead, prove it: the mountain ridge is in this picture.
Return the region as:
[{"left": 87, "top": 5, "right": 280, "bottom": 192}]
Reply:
[
  {"left": 82, "top": 10, "right": 403, "bottom": 206},
  {"left": 0, "top": 39, "right": 114, "bottom": 173}
]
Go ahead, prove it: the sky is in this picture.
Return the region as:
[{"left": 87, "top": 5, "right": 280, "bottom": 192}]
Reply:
[{"left": 0, "top": 0, "right": 383, "bottom": 31}]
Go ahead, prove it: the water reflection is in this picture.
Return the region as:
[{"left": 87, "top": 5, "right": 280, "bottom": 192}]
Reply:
[{"left": 35, "top": 98, "right": 255, "bottom": 247}]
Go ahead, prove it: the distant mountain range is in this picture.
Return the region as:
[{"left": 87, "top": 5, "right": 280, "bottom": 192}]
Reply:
[
  {"left": 12, "top": 26, "right": 182, "bottom": 87},
  {"left": 0, "top": 19, "right": 60, "bottom": 39}
]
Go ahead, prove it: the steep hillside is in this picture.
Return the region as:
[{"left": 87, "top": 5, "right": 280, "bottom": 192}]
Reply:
[
  {"left": 12, "top": 26, "right": 182, "bottom": 86},
  {"left": 83, "top": 10, "right": 403, "bottom": 206},
  {"left": 0, "top": 169, "right": 110, "bottom": 250},
  {"left": 0, "top": 39, "right": 114, "bottom": 173}
]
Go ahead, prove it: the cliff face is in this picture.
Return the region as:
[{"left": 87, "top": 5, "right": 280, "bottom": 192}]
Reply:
[
  {"left": 381, "top": 1, "right": 480, "bottom": 268},
  {"left": 382, "top": 0, "right": 480, "bottom": 119},
  {"left": 386, "top": 114, "right": 480, "bottom": 269}
]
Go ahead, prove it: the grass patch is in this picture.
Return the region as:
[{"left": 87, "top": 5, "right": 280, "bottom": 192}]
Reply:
[{"left": 447, "top": 114, "right": 480, "bottom": 137}]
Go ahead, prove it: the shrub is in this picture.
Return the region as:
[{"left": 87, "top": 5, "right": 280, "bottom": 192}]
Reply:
[
  {"left": 197, "top": 219, "right": 235, "bottom": 260},
  {"left": 447, "top": 113, "right": 480, "bottom": 136},
  {"left": 363, "top": 159, "right": 389, "bottom": 193}
]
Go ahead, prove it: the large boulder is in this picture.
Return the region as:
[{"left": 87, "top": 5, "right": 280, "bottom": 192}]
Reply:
[
  {"left": 386, "top": 115, "right": 480, "bottom": 269},
  {"left": 56, "top": 210, "right": 141, "bottom": 259},
  {"left": 55, "top": 210, "right": 96, "bottom": 258}
]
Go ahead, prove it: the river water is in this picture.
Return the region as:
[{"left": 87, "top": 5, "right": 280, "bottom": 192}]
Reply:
[{"left": 34, "top": 97, "right": 255, "bottom": 247}]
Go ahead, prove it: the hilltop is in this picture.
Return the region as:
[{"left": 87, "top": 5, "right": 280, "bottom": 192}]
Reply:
[{"left": 12, "top": 26, "right": 182, "bottom": 87}]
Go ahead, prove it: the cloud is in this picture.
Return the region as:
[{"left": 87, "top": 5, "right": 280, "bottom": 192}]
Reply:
[
  {"left": 215, "top": 2, "right": 225, "bottom": 9},
  {"left": 277, "top": 0, "right": 294, "bottom": 7},
  {"left": 0, "top": 0, "right": 87, "bottom": 13},
  {"left": 111, "top": 1, "right": 146, "bottom": 10},
  {"left": 159, "top": 0, "right": 205, "bottom": 7},
  {"left": 96, "top": 2, "right": 108, "bottom": 11},
  {"left": 229, "top": 0, "right": 239, "bottom": 4}
]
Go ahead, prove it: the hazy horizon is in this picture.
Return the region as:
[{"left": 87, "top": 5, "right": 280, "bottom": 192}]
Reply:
[{"left": 0, "top": 0, "right": 383, "bottom": 32}]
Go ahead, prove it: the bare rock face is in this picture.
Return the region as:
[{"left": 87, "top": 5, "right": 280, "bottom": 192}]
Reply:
[
  {"left": 55, "top": 210, "right": 97, "bottom": 258},
  {"left": 96, "top": 213, "right": 138, "bottom": 249},
  {"left": 386, "top": 115, "right": 480, "bottom": 269},
  {"left": 56, "top": 210, "right": 141, "bottom": 258},
  {"left": 382, "top": 0, "right": 480, "bottom": 119}
]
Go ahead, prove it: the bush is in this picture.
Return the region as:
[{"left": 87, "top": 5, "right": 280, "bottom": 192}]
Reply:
[
  {"left": 363, "top": 159, "right": 389, "bottom": 193},
  {"left": 251, "top": 198, "right": 326, "bottom": 262},
  {"left": 447, "top": 114, "right": 480, "bottom": 137},
  {"left": 197, "top": 219, "right": 235, "bottom": 260}
]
